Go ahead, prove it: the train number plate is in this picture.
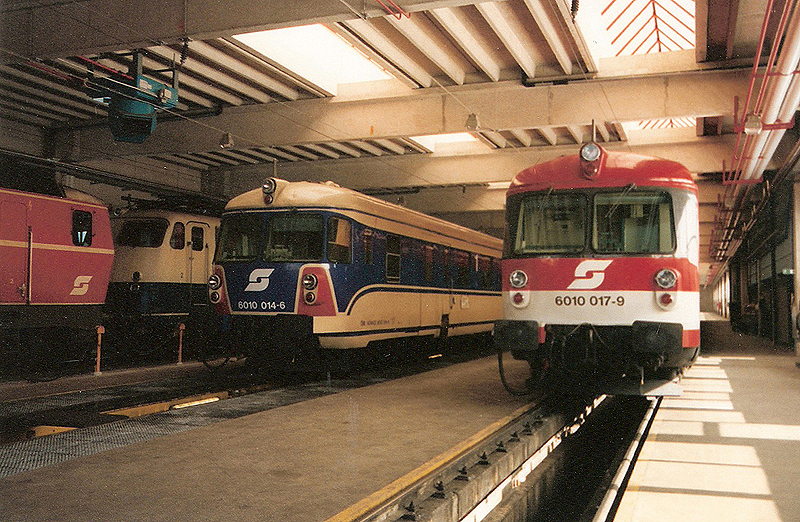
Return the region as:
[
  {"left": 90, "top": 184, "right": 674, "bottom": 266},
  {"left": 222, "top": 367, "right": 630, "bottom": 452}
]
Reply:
[
  {"left": 236, "top": 300, "right": 287, "bottom": 311},
  {"left": 554, "top": 295, "right": 625, "bottom": 307}
]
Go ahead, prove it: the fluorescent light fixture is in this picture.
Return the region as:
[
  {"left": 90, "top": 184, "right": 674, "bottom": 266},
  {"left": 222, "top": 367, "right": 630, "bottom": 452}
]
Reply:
[
  {"left": 486, "top": 181, "right": 511, "bottom": 190},
  {"left": 409, "top": 132, "right": 478, "bottom": 150},
  {"left": 232, "top": 24, "right": 391, "bottom": 95}
]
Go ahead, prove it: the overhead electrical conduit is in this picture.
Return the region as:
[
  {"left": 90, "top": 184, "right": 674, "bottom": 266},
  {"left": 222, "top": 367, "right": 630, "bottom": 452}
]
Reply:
[{"left": 741, "top": 1, "right": 800, "bottom": 181}]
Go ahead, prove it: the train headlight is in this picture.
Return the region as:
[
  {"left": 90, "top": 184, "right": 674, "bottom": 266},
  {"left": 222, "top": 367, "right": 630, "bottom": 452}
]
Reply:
[
  {"left": 262, "top": 178, "right": 277, "bottom": 195},
  {"left": 262, "top": 178, "right": 277, "bottom": 204},
  {"left": 509, "top": 270, "right": 528, "bottom": 288},
  {"left": 302, "top": 273, "right": 318, "bottom": 290},
  {"left": 580, "top": 142, "right": 601, "bottom": 162},
  {"left": 208, "top": 274, "right": 222, "bottom": 290},
  {"left": 654, "top": 269, "right": 678, "bottom": 289},
  {"left": 579, "top": 142, "right": 602, "bottom": 179}
]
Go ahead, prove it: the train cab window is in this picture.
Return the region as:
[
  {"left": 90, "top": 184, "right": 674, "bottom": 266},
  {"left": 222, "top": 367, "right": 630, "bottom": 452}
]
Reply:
[
  {"left": 216, "top": 213, "right": 261, "bottom": 262},
  {"left": 170, "top": 222, "right": 185, "bottom": 250},
  {"left": 326, "top": 217, "right": 351, "bottom": 264},
  {"left": 593, "top": 191, "right": 674, "bottom": 254},
  {"left": 386, "top": 234, "right": 401, "bottom": 282},
  {"left": 263, "top": 213, "right": 323, "bottom": 262},
  {"left": 514, "top": 194, "right": 587, "bottom": 254},
  {"left": 72, "top": 210, "right": 93, "bottom": 247},
  {"left": 191, "top": 226, "right": 204, "bottom": 252},
  {"left": 117, "top": 218, "right": 169, "bottom": 248}
]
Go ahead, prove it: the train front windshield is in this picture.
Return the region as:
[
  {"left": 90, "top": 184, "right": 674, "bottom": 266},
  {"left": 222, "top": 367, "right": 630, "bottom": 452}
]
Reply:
[
  {"left": 116, "top": 219, "right": 169, "bottom": 248},
  {"left": 216, "top": 212, "right": 324, "bottom": 263},
  {"left": 512, "top": 190, "right": 674, "bottom": 255}
]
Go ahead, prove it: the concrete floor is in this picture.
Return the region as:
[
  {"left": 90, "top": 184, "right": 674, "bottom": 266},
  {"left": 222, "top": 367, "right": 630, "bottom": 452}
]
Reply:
[
  {"left": 615, "top": 319, "right": 800, "bottom": 522},
  {"left": 0, "top": 355, "right": 531, "bottom": 522}
]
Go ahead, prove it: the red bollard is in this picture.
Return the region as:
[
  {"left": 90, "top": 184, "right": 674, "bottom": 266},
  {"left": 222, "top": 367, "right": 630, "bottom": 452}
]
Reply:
[
  {"left": 177, "top": 323, "right": 185, "bottom": 365},
  {"left": 94, "top": 325, "right": 105, "bottom": 375}
]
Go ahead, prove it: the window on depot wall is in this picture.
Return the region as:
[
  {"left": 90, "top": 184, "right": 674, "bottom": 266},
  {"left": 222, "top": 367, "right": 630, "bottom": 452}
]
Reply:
[
  {"left": 170, "top": 222, "right": 186, "bottom": 250},
  {"left": 72, "top": 210, "right": 93, "bottom": 247}
]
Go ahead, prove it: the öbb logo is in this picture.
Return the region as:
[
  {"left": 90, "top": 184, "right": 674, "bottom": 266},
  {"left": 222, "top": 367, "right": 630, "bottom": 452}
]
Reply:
[
  {"left": 245, "top": 268, "right": 275, "bottom": 292},
  {"left": 567, "top": 260, "right": 612, "bottom": 290},
  {"left": 69, "top": 275, "right": 93, "bottom": 296}
]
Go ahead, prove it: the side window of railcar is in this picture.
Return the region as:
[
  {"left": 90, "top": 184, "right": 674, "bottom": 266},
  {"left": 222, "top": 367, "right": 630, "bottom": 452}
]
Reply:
[
  {"left": 191, "top": 227, "right": 204, "bottom": 252},
  {"left": 455, "top": 251, "right": 470, "bottom": 287},
  {"left": 424, "top": 245, "right": 434, "bottom": 284},
  {"left": 72, "top": 210, "right": 92, "bottom": 247},
  {"left": 593, "top": 191, "right": 674, "bottom": 254},
  {"left": 386, "top": 234, "right": 401, "bottom": 282},
  {"left": 170, "top": 222, "right": 185, "bottom": 249},
  {"left": 362, "top": 229, "right": 373, "bottom": 264},
  {"left": 326, "top": 217, "right": 351, "bottom": 264}
]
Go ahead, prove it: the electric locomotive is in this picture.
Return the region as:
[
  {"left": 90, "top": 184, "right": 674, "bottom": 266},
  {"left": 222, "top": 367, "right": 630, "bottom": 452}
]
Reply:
[
  {"left": 208, "top": 178, "right": 502, "bottom": 371},
  {"left": 0, "top": 185, "right": 114, "bottom": 374},
  {"left": 105, "top": 209, "right": 220, "bottom": 361},
  {"left": 494, "top": 143, "right": 700, "bottom": 393}
]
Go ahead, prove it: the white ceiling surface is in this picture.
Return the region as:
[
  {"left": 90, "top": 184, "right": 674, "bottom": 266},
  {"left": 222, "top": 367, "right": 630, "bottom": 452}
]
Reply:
[{"left": 0, "top": 0, "right": 795, "bottom": 285}]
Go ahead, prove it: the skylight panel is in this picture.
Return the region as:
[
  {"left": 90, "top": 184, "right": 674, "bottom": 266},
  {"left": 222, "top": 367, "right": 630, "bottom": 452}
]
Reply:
[
  {"left": 409, "top": 133, "right": 478, "bottom": 151},
  {"left": 232, "top": 24, "right": 391, "bottom": 95}
]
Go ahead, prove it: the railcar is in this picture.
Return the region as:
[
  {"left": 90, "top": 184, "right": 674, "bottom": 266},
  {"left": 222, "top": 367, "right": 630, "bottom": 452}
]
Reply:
[
  {"left": 0, "top": 186, "right": 114, "bottom": 373},
  {"left": 208, "top": 178, "right": 502, "bottom": 371},
  {"left": 105, "top": 209, "right": 220, "bottom": 360},
  {"left": 494, "top": 143, "right": 700, "bottom": 394}
]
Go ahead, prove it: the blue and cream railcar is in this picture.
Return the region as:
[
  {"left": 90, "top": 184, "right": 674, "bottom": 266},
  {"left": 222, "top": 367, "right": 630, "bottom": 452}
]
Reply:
[
  {"left": 105, "top": 209, "right": 220, "bottom": 356},
  {"left": 208, "top": 179, "right": 502, "bottom": 367}
]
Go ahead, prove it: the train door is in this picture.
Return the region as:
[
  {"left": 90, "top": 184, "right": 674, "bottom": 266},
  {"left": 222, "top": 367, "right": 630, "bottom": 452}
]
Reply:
[
  {"left": 186, "top": 221, "right": 212, "bottom": 287},
  {"left": 0, "top": 200, "right": 29, "bottom": 304}
]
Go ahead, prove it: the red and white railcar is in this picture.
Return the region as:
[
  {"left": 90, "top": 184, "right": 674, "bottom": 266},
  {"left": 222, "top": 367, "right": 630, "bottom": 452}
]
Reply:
[
  {"left": 0, "top": 186, "right": 114, "bottom": 368},
  {"left": 494, "top": 143, "right": 700, "bottom": 392}
]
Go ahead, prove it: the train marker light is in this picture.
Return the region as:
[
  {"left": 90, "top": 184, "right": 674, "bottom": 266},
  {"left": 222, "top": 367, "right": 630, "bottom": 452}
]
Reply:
[
  {"left": 304, "top": 291, "right": 316, "bottom": 304},
  {"left": 654, "top": 269, "right": 678, "bottom": 289},
  {"left": 509, "top": 270, "right": 528, "bottom": 288},
  {"left": 209, "top": 291, "right": 220, "bottom": 304},
  {"left": 660, "top": 293, "right": 673, "bottom": 305},
  {"left": 513, "top": 292, "right": 524, "bottom": 304}
]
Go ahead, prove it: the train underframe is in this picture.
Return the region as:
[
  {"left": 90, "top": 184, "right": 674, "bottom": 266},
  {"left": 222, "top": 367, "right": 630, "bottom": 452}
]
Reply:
[
  {"left": 494, "top": 319, "right": 699, "bottom": 394},
  {"left": 0, "top": 304, "right": 104, "bottom": 375},
  {"left": 220, "top": 315, "right": 321, "bottom": 373}
]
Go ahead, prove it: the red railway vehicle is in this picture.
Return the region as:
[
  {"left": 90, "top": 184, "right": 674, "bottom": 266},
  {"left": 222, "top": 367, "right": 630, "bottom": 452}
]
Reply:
[
  {"left": 494, "top": 143, "right": 700, "bottom": 394},
  {"left": 0, "top": 186, "right": 114, "bottom": 372}
]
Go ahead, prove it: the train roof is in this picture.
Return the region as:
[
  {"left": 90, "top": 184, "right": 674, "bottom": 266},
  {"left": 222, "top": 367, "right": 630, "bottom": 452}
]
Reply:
[
  {"left": 111, "top": 208, "right": 221, "bottom": 224},
  {"left": 508, "top": 146, "right": 697, "bottom": 196},
  {"left": 225, "top": 179, "right": 502, "bottom": 254}
]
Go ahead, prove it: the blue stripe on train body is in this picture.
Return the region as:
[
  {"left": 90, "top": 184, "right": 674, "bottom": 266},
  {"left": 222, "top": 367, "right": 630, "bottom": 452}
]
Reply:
[{"left": 220, "top": 209, "right": 501, "bottom": 316}]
